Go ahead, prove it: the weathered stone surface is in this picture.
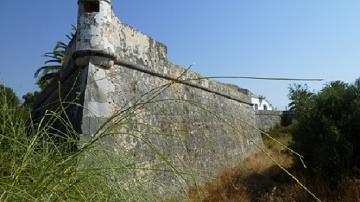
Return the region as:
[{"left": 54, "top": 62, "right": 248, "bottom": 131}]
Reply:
[
  {"left": 34, "top": 0, "right": 264, "bottom": 191},
  {"left": 255, "top": 110, "right": 283, "bottom": 131}
]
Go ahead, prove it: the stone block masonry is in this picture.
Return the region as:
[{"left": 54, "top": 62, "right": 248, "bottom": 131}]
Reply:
[
  {"left": 33, "top": 0, "right": 264, "bottom": 192},
  {"left": 255, "top": 110, "right": 283, "bottom": 131},
  {"left": 255, "top": 110, "right": 296, "bottom": 131}
]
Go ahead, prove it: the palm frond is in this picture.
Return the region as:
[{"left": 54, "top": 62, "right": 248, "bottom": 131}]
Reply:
[
  {"left": 43, "top": 52, "right": 65, "bottom": 61},
  {"left": 43, "top": 52, "right": 63, "bottom": 59},
  {"left": 35, "top": 26, "right": 75, "bottom": 89},
  {"left": 53, "top": 50, "right": 65, "bottom": 57},
  {"left": 66, "top": 25, "right": 77, "bottom": 40},
  {"left": 34, "top": 65, "right": 62, "bottom": 78},
  {"left": 36, "top": 72, "right": 59, "bottom": 89},
  {"left": 55, "top": 41, "right": 68, "bottom": 50},
  {"left": 45, "top": 59, "right": 62, "bottom": 65}
]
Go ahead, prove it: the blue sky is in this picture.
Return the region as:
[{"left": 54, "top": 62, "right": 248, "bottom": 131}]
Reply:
[{"left": 0, "top": 0, "right": 359, "bottom": 109}]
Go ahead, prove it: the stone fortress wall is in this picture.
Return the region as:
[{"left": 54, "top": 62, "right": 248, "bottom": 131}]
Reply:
[
  {"left": 255, "top": 110, "right": 296, "bottom": 131},
  {"left": 255, "top": 111, "right": 283, "bottom": 131},
  {"left": 34, "top": 0, "right": 265, "bottom": 190}
]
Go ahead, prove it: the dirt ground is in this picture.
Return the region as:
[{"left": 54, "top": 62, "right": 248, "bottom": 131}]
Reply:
[{"left": 185, "top": 132, "right": 360, "bottom": 202}]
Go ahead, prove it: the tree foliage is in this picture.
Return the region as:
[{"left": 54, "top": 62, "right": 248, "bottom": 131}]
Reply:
[
  {"left": 290, "top": 79, "right": 360, "bottom": 181},
  {"left": 288, "top": 84, "right": 313, "bottom": 111},
  {"left": 22, "top": 91, "right": 40, "bottom": 107},
  {"left": 0, "top": 84, "right": 19, "bottom": 107}
]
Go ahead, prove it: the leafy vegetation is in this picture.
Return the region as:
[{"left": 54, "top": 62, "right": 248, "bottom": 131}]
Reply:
[
  {"left": 34, "top": 27, "right": 75, "bottom": 90},
  {"left": 34, "top": 41, "right": 67, "bottom": 89},
  {"left": 24, "top": 27, "right": 76, "bottom": 107},
  {"left": 22, "top": 91, "right": 40, "bottom": 107},
  {"left": 187, "top": 124, "right": 359, "bottom": 202},
  {"left": 287, "top": 84, "right": 313, "bottom": 111},
  {"left": 0, "top": 84, "right": 19, "bottom": 108},
  {"left": 289, "top": 79, "right": 360, "bottom": 182}
]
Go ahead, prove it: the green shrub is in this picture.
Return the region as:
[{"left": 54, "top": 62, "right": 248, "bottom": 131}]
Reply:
[
  {"left": 0, "top": 84, "right": 19, "bottom": 107},
  {"left": 290, "top": 79, "right": 360, "bottom": 181},
  {"left": 22, "top": 91, "right": 40, "bottom": 107}
]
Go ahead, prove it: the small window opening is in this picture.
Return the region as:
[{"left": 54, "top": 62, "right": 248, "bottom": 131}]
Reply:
[
  {"left": 254, "top": 104, "right": 258, "bottom": 110},
  {"left": 263, "top": 105, "right": 268, "bottom": 111},
  {"left": 83, "top": 1, "right": 100, "bottom": 13}
]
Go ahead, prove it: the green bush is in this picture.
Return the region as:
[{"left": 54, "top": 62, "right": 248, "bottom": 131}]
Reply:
[
  {"left": 22, "top": 91, "right": 40, "bottom": 107},
  {"left": 290, "top": 79, "right": 360, "bottom": 181},
  {"left": 0, "top": 84, "right": 19, "bottom": 107}
]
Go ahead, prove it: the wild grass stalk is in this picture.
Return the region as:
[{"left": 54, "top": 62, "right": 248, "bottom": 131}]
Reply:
[
  {"left": 0, "top": 86, "right": 178, "bottom": 201},
  {"left": 0, "top": 72, "right": 321, "bottom": 202}
]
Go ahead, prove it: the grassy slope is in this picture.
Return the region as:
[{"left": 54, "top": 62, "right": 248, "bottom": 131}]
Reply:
[
  {"left": 0, "top": 97, "right": 172, "bottom": 201},
  {"left": 184, "top": 126, "right": 360, "bottom": 202},
  {"left": 1, "top": 84, "right": 359, "bottom": 202}
]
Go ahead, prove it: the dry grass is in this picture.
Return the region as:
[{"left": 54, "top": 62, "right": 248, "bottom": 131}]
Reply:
[
  {"left": 185, "top": 132, "right": 294, "bottom": 202},
  {"left": 184, "top": 127, "right": 360, "bottom": 202},
  {"left": 256, "top": 172, "right": 360, "bottom": 202}
]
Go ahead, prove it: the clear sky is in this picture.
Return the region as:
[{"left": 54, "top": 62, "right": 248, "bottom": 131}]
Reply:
[{"left": 0, "top": 0, "right": 359, "bottom": 109}]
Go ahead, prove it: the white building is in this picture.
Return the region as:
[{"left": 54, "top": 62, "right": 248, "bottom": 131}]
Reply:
[{"left": 251, "top": 94, "right": 274, "bottom": 111}]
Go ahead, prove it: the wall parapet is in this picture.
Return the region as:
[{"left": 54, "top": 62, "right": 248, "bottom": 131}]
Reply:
[
  {"left": 72, "top": 49, "right": 253, "bottom": 105},
  {"left": 255, "top": 110, "right": 283, "bottom": 131},
  {"left": 255, "top": 110, "right": 284, "bottom": 116},
  {"left": 255, "top": 110, "right": 295, "bottom": 131}
]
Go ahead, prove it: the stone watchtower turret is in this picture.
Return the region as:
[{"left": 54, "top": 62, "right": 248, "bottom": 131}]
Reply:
[{"left": 76, "top": 0, "right": 115, "bottom": 68}]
